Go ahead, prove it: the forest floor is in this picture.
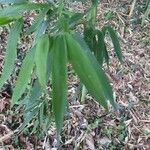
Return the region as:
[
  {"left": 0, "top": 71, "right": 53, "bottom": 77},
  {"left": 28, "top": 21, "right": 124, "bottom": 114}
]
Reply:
[{"left": 0, "top": 0, "right": 150, "bottom": 149}]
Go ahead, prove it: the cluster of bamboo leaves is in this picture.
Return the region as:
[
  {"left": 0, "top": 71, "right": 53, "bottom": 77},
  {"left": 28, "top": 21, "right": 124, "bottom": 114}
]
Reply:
[
  {"left": 141, "top": 0, "right": 150, "bottom": 26},
  {"left": 0, "top": 0, "right": 122, "bottom": 136}
]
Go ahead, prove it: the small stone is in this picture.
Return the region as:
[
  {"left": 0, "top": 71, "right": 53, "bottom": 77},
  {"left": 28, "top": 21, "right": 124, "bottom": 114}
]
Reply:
[{"left": 99, "top": 137, "right": 111, "bottom": 147}]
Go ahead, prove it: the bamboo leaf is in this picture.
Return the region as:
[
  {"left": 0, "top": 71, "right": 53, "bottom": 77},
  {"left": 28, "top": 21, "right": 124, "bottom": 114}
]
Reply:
[
  {"left": 103, "top": 44, "right": 109, "bottom": 65},
  {"left": 66, "top": 33, "right": 118, "bottom": 110},
  {"left": 12, "top": 46, "right": 36, "bottom": 105},
  {"left": 0, "top": 0, "right": 27, "bottom": 4},
  {"left": 0, "top": 19, "right": 23, "bottom": 89},
  {"left": 73, "top": 32, "right": 91, "bottom": 53},
  {"left": 81, "top": 33, "right": 116, "bottom": 108},
  {"left": 103, "top": 26, "right": 123, "bottom": 63},
  {"left": 35, "top": 34, "right": 50, "bottom": 88},
  {"left": 30, "top": 80, "right": 42, "bottom": 101},
  {"left": 83, "top": 26, "right": 95, "bottom": 52},
  {"left": 20, "top": 107, "right": 39, "bottom": 131},
  {"left": 0, "top": 16, "right": 20, "bottom": 25},
  {"left": 141, "top": 2, "right": 150, "bottom": 26},
  {"left": 52, "top": 35, "right": 68, "bottom": 135},
  {"left": 28, "top": 8, "right": 49, "bottom": 33},
  {"left": 66, "top": 33, "right": 108, "bottom": 108},
  {"left": 0, "top": 3, "right": 49, "bottom": 17},
  {"left": 33, "top": 20, "right": 49, "bottom": 41},
  {"left": 96, "top": 30, "right": 109, "bottom": 65},
  {"left": 68, "top": 12, "right": 84, "bottom": 27}
]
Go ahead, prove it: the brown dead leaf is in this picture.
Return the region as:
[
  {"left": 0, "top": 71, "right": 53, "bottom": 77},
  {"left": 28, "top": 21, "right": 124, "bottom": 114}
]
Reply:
[
  {"left": 0, "top": 97, "right": 9, "bottom": 112},
  {"left": 85, "top": 132, "right": 95, "bottom": 150}
]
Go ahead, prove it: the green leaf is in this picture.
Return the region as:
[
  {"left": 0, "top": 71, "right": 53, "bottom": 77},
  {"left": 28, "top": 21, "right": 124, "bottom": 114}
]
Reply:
[
  {"left": 103, "top": 26, "right": 122, "bottom": 63},
  {"left": 0, "top": 19, "right": 23, "bottom": 89},
  {"left": 52, "top": 35, "right": 68, "bottom": 135},
  {"left": 0, "top": 3, "right": 49, "bottom": 17},
  {"left": 66, "top": 33, "right": 107, "bottom": 108},
  {"left": 33, "top": 20, "right": 49, "bottom": 41},
  {"left": 18, "top": 46, "right": 53, "bottom": 113},
  {"left": 83, "top": 26, "right": 95, "bottom": 52},
  {"left": 73, "top": 32, "right": 91, "bottom": 53},
  {"left": 141, "top": 2, "right": 150, "bottom": 26},
  {"left": 29, "top": 80, "right": 43, "bottom": 102},
  {"left": 103, "top": 44, "right": 109, "bottom": 65},
  {"left": 0, "top": 0, "right": 27, "bottom": 4},
  {"left": 95, "top": 30, "right": 108, "bottom": 66},
  {"left": 12, "top": 46, "right": 36, "bottom": 105},
  {"left": 20, "top": 107, "right": 39, "bottom": 131},
  {"left": 0, "top": 16, "right": 20, "bottom": 25},
  {"left": 28, "top": 8, "right": 50, "bottom": 33},
  {"left": 67, "top": 12, "right": 84, "bottom": 27},
  {"left": 66, "top": 33, "right": 117, "bottom": 109},
  {"left": 92, "top": 32, "right": 97, "bottom": 55},
  {"left": 19, "top": 49, "right": 53, "bottom": 130},
  {"left": 35, "top": 34, "right": 50, "bottom": 88},
  {"left": 39, "top": 101, "right": 44, "bottom": 125},
  {"left": 74, "top": 31, "right": 109, "bottom": 65}
]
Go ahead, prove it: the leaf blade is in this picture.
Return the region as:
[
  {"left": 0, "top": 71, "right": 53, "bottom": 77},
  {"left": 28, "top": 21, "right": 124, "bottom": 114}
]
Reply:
[
  {"left": 0, "top": 19, "right": 23, "bottom": 89},
  {"left": 28, "top": 8, "right": 49, "bottom": 33},
  {"left": 104, "top": 26, "right": 123, "bottom": 63},
  {"left": 52, "top": 35, "right": 68, "bottom": 135},
  {"left": 0, "top": 0, "right": 27, "bottom": 4},
  {"left": 0, "top": 16, "right": 20, "bottom": 25},
  {"left": 12, "top": 46, "right": 36, "bottom": 105},
  {"left": 68, "top": 33, "right": 118, "bottom": 110},
  {"left": 96, "top": 30, "right": 109, "bottom": 65},
  {"left": 35, "top": 34, "right": 50, "bottom": 88},
  {"left": 0, "top": 3, "right": 49, "bottom": 17},
  {"left": 66, "top": 33, "right": 109, "bottom": 109}
]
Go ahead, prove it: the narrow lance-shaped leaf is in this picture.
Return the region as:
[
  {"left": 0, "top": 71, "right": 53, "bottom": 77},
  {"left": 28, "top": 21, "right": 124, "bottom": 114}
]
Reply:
[
  {"left": 19, "top": 49, "right": 53, "bottom": 130},
  {"left": 0, "top": 0, "right": 27, "bottom": 4},
  {"left": 14, "top": 20, "right": 52, "bottom": 130},
  {"left": 141, "top": 2, "right": 150, "bottom": 26},
  {"left": 71, "top": 32, "right": 117, "bottom": 109},
  {"left": 18, "top": 21, "right": 52, "bottom": 105},
  {"left": 20, "top": 107, "right": 39, "bottom": 131},
  {"left": 33, "top": 20, "right": 49, "bottom": 43},
  {"left": 0, "top": 3, "right": 49, "bottom": 17},
  {"left": 12, "top": 46, "right": 36, "bottom": 105},
  {"left": 69, "top": 12, "right": 84, "bottom": 27},
  {"left": 28, "top": 8, "right": 49, "bottom": 33},
  {"left": 35, "top": 34, "right": 50, "bottom": 88},
  {"left": 66, "top": 33, "right": 108, "bottom": 109},
  {"left": 21, "top": 43, "right": 53, "bottom": 105},
  {"left": 0, "top": 16, "right": 20, "bottom": 25},
  {"left": 15, "top": 22, "right": 50, "bottom": 105},
  {"left": 68, "top": 33, "right": 118, "bottom": 109},
  {"left": 83, "top": 26, "right": 94, "bottom": 52},
  {"left": 92, "top": 33, "right": 97, "bottom": 56},
  {"left": 39, "top": 102, "right": 44, "bottom": 125},
  {"left": 0, "top": 19, "right": 23, "bottom": 89},
  {"left": 52, "top": 35, "right": 68, "bottom": 135},
  {"left": 73, "top": 33, "right": 117, "bottom": 109},
  {"left": 103, "top": 26, "right": 123, "bottom": 63},
  {"left": 96, "top": 30, "right": 108, "bottom": 66}
]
